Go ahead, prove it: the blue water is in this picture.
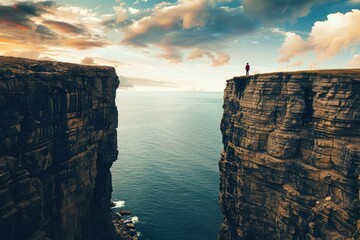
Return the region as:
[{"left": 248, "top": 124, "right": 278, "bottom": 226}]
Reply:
[{"left": 112, "top": 92, "right": 224, "bottom": 240}]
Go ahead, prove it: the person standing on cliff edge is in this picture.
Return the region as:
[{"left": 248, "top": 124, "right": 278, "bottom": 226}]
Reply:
[{"left": 245, "top": 63, "right": 250, "bottom": 76}]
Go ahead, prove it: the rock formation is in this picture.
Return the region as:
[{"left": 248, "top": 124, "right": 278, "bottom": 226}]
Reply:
[
  {"left": 219, "top": 70, "right": 359, "bottom": 240},
  {"left": 0, "top": 56, "right": 119, "bottom": 240}
]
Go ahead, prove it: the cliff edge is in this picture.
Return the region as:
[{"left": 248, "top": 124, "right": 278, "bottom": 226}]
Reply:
[
  {"left": 219, "top": 70, "right": 360, "bottom": 240},
  {"left": 0, "top": 56, "right": 119, "bottom": 240}
]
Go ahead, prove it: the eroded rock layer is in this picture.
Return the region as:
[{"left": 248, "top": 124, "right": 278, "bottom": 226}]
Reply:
[
  {"left": 219, "top": 70, "right": 360, "bottom": 240},
  {"left": 0, "top": 56, "right": 119, "bottom": 240}
]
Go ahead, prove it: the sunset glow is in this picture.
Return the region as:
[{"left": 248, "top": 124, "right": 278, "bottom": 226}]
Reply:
[{"left": 1, "top": 0, "right": 359, "bottom": 91}]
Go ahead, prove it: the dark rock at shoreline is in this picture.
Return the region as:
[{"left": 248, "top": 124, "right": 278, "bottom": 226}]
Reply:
[
  {"left": 120, "top": 210, "right": 132, "bottom": 216},
  {"left": 113, "top": 216, "right": 140, "bottom": 240}
]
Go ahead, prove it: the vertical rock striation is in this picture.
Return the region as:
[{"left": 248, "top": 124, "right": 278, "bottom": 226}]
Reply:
[
  {"left": 0, "top": 56, "right": 119, "bottom": 240},
  {"left": 219, "top": 70, "right": 360, "bottom": 240}
]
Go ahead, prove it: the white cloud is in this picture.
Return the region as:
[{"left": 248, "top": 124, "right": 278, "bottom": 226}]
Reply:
[
  {"left": 128, "top": 7, "right": 140, "bottom": 14},
  {"left": 209, "top": 52, "right": 230, "bottom": 67},
  {"left": 188, "top": 48, "right": 230, "bottom": 67},
  {"left": 118, "top": 0, "right": 254, "bottom": 65},
  {"left": 108, "top": 0, "right": 333, "bottom": 66},
  {"left": 114, "top": 2, "right": 128, "bottom": 23},
  {"left": 159, "top": 47, "right": 182, "bottom": 64},
  {"left": 134, "top": 0, "right": 149, "bottom": 4},
  {"left": 288, "top": 61, "right": 303, "bottom": 68},
  {"left": 309, "top": 10, "right": 360, "bottom": 59},
  {"left": 272, "top": 28, "right": 287, "bottom": 36},
  {"left": 188, "top": 48, "right": 206, "bottom": 59},
  {"left": 278, "top": 32, "right": 310, "bottom": 62},
  {"left": 348, "top": 54, "right": 360, "bottom": 67},
  {"left": 81, "top": 57, "right": 96, "bottom": 65},
  {"left": 0, "top": 1, "right": 113, "bottom": 56},
  {"left": 279, "top": 10, "right": 360, "bottom": 62}
]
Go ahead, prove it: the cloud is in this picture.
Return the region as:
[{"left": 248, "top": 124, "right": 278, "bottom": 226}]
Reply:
[
  {"left": 43, "top": 20, "right": 85, "bottom": 35},
  {"left": 95, "top": 57, "right": 124, "bottom": 68},
  {"left": 287, "top": 60, "right": 304, "bottom": 68},
  {"left": 0, "top": 1, "right": 111, "bottom": 55},
  {"left": 114, "top": 2, "right": 128, "bottom": 23},
  {"left": 128, "top": 7, "right": 141, "bottom": 14},
  {"left": 115, "top": 0, "right": 329, "bottom": 66},
  {"left": 159, "top": 47, "right": 182, "bottom": 64},
  {"left": 81, "top": 57, "right": 96, "bottom": 65},
  {"left": 119, "top": 76, "right": 177, "bottom": 88},
  {"left": 2, "top": 49, "right": 56, "bottom": 61},
  {"left": 3, "top": 50, "right": 42, "bottom": 59},
  {"left": 0, "top": 1, "right": 55, "bottom": 30},
  {"left": 35, "top": 25, "right": 58, "bottom": 40},
  {"left": 80, "top": 56, "right": 124, "bottom": 67},
  {"left": 134, "top": 0, "right": 150, "bottom": 4},
  {"left": 118, "top": 0, "right": 256, "bottom": 65},
  {"left": 188, "top": 48, "right": 206, "bottom": 59},
  {"left": 278, "top": 32, "right": 310, "bottom": 62},
  {"left": 0, "top": 0, "right": 338, "bottom": 68},
  {"left": 188, "top": 48, "right": 230, "bottom": 67},
  {"left": 242, "top": 0, "right": 327, "bottom": 23},
  {"left": 309, "top": 10, "right": 360, "bottom": 59},
  {"left": 210, "top": 52, "right": 230, "bottom": 67},
  {"left": 120, "top": 1, "right": 255, "bottom": 47},
  {"left": 279, "top": 10, "right": 360, "bottom": 62},
  {"left": 348, "top": 54, "right": 360, "bottom": 67},
  {"left": 62, "top": 39, "right": 109, "bottom": 50}
]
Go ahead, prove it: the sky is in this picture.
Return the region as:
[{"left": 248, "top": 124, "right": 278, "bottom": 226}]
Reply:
[{"left": 0, "top": 0, "right": 359, "bottom": 91}]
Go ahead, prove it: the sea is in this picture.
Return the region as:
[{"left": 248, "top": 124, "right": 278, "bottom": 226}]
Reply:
[{"left": 111, "top": 91, "right": 224, "bottom": 240}]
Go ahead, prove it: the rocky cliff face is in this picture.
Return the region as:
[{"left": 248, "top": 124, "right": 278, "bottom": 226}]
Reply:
[
  {"left": 0, "top": 56, "right": 119, "bottom": 240},
  {"left": 219, "top": 70, "right": 360, "bottom": 240}
]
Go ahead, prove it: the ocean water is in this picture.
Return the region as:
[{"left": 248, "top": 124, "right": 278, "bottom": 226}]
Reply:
[{"left": 112, "top": 91, "right": 224, "bottom": 240}]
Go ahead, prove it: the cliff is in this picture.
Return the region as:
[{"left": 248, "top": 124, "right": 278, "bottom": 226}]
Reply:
[
  {"left": 219, "top": 70, "right": 360, "bottom": 240},
  {"left": 0, "top": 56, "right": 119, "bottom": 240}
]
